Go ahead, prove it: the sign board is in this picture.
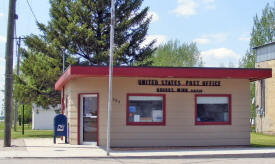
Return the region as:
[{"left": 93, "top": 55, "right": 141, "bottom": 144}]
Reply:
[{"left": 137, "top": 79, "right": 222, "bottom": 93}]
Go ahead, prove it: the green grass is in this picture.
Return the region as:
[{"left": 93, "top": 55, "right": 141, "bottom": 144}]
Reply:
[
  {"left": 0, "top": 121, "right": 53, "bottom": 139},
  {"left": 250, "top": 132, "right": 275, "bottom": 147}
]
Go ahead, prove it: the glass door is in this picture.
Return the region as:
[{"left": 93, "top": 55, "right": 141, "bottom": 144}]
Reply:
[{"left": 80, "top": 94, "right": 98, "bottom": 144}]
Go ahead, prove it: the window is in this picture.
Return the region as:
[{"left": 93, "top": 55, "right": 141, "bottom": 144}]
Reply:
[
  {"left": 195, "top": 94, "right": 231, "bottom": 125},
  {"left": 127, "top": 94, "right": 165, "bottom": 125}
]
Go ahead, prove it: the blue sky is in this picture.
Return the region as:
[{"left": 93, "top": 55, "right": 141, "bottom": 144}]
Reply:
[{"left": 0, "top": 0, "right": 274, "bottom": 114}]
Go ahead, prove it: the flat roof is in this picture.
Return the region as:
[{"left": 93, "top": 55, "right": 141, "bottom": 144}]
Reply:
[
  {"left": 253, "top": 41, "right": 275, "bottom": 49},
  {"left": 55, "top": 65, "right": 272, "bottom": 90}
]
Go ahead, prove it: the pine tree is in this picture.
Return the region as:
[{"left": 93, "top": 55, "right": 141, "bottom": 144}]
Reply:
[
  {"left": 39, "top": 0, "right": 155, "bottom": 66},
  {"left": 13, "top": 49, "right": 63, "bottom": 108},
  {"left": 13, "top": 0, "right": 155, "bottom": 108},
  {"left": 239, "top": 2, "right": 275, "bottom": 119},
  {"left": 240, "top": 2, "right": 275, "bottom": 68}
]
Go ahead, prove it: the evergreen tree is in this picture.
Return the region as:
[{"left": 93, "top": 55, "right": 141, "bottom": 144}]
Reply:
[
  {"left": 240, "top": 2, "right": 275, "bottom": 119},
  {"left": 14, "top": 0, "right": 155, "bottom": 108},
  {"left": 150, "top": 40, "right": 203, "bottom": 67},
  {"left": 39, "top": 0, "right": 155, "bottom": 65},
  {"left": 240, "top": 2, "right": 275, "bottom": 68},
  {"left": 13, "top": 50, "right": 63, "bottom": 108}
]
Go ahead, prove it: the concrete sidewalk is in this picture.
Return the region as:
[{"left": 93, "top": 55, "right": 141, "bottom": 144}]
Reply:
[{"left": 1, "top": 138, "right": 275, "bottom": 158}]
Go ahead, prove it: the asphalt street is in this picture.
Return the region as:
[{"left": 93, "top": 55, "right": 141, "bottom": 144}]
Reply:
[{"left": 0, "top": 157, "right": 275, "bottom": 164}]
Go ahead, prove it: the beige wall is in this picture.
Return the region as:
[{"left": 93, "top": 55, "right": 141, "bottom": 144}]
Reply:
[
  {"left": 256, "top": 61, "right": 275, "bottom": 134},
  {"left": 64, "top": 77, "right": 250, "bottom": 147},
  {"left": 64, "top": 78, "right": 108, "bottom": 145}
]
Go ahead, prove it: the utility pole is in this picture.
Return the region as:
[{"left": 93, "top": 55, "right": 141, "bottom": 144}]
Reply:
[
  {"left": 4, "top": 0, "right": 16, "bottom": 147},
  {"left": 13, "top": 37, "right": 21, "bottom": 131},
  {"left": 106, "top": 0, "right": 115, "bottom": 156},
  {"left": 13, "top": 36, "right": 24, "bottom": 131},
  {"left": 22, "top": 104, "right": 24, "bottom": 135}
]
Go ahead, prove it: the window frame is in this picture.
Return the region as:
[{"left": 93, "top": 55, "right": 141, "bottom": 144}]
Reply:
[
  {"left": 195, "top": 94, "right": 232, "bottom": 125},
  {"left": 126, "top": 93, "right": 166, "bottom": 126}
]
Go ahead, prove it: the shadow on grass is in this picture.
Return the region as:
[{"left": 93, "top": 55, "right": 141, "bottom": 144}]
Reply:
[{"left": 250, "top": 144, "right": 275, "bottom": 147}]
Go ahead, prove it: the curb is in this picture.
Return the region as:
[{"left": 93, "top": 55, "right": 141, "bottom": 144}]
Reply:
[{"left": 1, "top": 152, "right": 275, "bottom": 159}]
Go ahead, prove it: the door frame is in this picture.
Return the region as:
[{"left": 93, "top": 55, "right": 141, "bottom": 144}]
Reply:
[{"left": 78, "top": 93, "right": 99, "bottom": 145}]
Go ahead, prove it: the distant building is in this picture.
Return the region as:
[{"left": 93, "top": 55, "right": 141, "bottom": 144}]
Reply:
[
  {"left": 255, "top": 42, "right": 275, "bottom": 134},
  {"left": 32, "top": 104, "right": 60, "bottom": 130}
]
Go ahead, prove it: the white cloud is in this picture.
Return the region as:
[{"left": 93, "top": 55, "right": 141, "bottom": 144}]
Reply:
[
  {"left": 193, "top": 38, "right": 211, "bottom": 45},
  {"left": 201, "top": 0, "right": 216, "bottom": 9},
  {"left": 239, "top": 33, "right": 250, "bottom": 42},
  {"left": 209, "top": 33, "right": 228, "bottom": 42},
  {"left": 201, "top": 0, "right": 215, "bottom": 3},
  {"left": 0, "top": 57, "right": 5, "bottom": 82},
  {"left": 172, "top": 0, "right": 197, "bottom": 17},
  {"left": 141, "top": 34, "right": 168, "bottom": 48},
  {"left": 172, "top": 0, "right": 216, "bottom": 17},
  {"left": 0, "top": 36, "right": 6, "bottom": 43},
  {"left": 147, "top": 11, "right": 159, "bottom": 23},
  {"left": 0, "top": 13, "right": 4, "bottom": 17},
  {"left": 0, "top": 58, "right": 5, "bottom": 116},
  {"left": 0, "top": 57, "right": 4, "bottom": 63},
  {"left": 201, "top": 48, "right": 241, "bottom": 67},
  {"left": 193, "top": 33, "right": 228, "bottom": 45}
]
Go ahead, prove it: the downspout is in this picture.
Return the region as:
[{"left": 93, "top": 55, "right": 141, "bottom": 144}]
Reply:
[{"left": 61, "top": 86, "right": 65, "bottom": 114}]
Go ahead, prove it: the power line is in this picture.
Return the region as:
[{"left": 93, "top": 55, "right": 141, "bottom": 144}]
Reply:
[{"left": 26, "top": 0, "right": 38, "bottom": 23}]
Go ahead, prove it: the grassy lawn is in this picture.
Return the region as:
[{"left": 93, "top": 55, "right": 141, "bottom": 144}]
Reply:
[
  {"left": 0, "top": 121, "right": 53, "bottom": 139},
  {"left": 250, "top": 132, "right": 275, "bottom": 147}
]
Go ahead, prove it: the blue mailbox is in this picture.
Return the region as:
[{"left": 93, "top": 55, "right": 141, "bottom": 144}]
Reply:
[{"left": 54, "top": 114, "right": 67, "bottom": 144}]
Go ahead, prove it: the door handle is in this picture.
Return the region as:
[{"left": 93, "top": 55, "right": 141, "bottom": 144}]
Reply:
[{"left": 84, "top": 116, "right": 97, "bottom": 118}]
